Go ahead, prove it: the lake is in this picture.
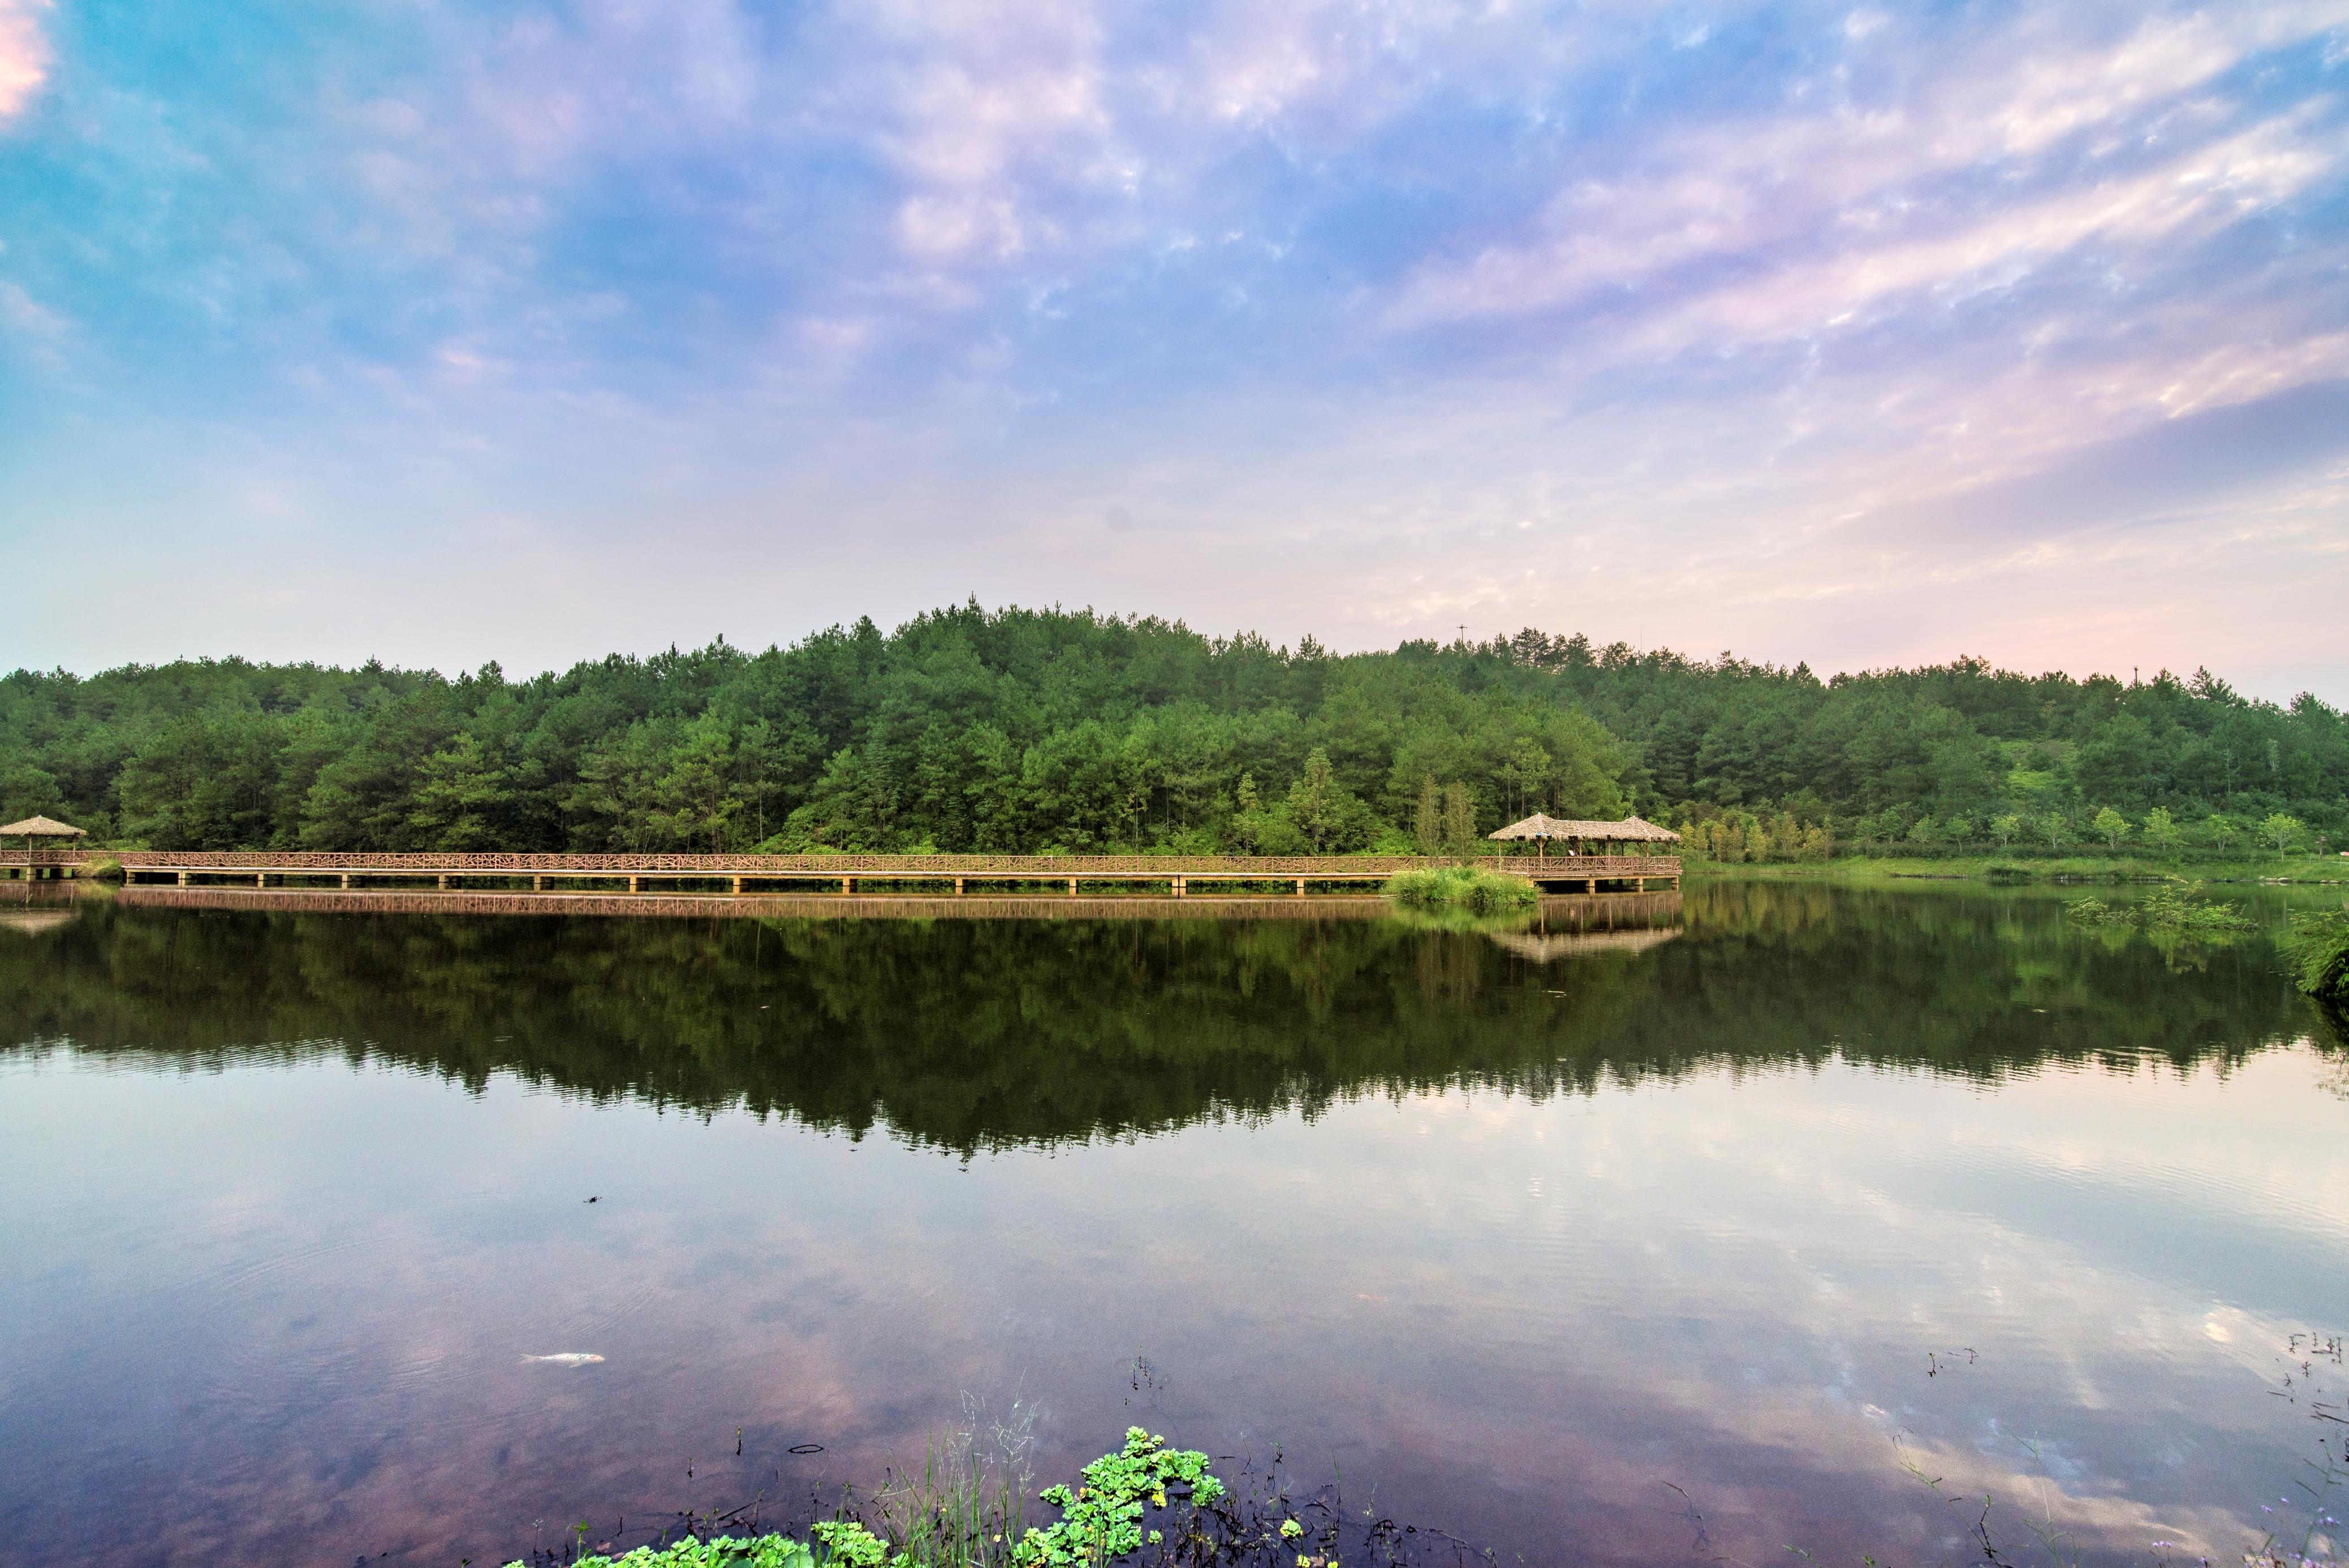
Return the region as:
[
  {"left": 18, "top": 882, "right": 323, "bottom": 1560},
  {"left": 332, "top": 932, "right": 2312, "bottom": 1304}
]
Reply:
[{"left": 2, "top": 880, "right": 2344, "bottom": 1568}]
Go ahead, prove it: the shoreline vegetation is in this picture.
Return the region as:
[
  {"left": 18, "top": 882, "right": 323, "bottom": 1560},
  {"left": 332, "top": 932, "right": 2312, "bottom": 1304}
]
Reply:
[
  {"left": 2289, "top": 911, "right": 2349, "bottom": 1001},
  {"left": 2, "top": 606, "right": 2340, "bottom": 871},
  {"left": 493, "top": 1357, "right": 2349, "bottom": 1568},
  {"left": 497, "top": 1427, "right": 1464, "bottom": 1568},
  {"left": 1381, "top": 864, "right": 1541, "bottom": 913}
]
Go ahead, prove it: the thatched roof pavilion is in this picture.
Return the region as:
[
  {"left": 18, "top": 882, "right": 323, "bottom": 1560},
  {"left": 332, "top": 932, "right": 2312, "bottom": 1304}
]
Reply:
[
  {"left": 1, "top": 815, "right": 87, "bottom": 840},
  {"left": 1488, "top": 814, "right": 1680, "bottom": 857},
  {"left": 1489, "top": 813, "right": 1679, "bottom": 843},
  {"left": 3, "top": 815, "right": 85, "bottom": 882}
]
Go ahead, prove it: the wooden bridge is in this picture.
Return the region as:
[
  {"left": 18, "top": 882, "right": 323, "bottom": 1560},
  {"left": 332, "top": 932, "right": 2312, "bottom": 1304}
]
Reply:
[{"left": 8, "top": 848, "right": 1680, "bottom": 896}]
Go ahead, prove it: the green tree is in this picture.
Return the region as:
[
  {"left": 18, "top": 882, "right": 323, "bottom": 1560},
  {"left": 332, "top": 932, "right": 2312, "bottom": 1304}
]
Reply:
[
  {"left": 1441, "top": 782, "right": 1477, "bottom": 856},
  {"left": 2141, "top": 806, "right": 2180, "bottom": 854},
  {"left": 1414, "top": 774, "right": 1441, "bottom": 853},
  {"left": 1228, "top": 772, "right": 1295, "bottom": 856},
  {"left": 2091, "top": 807, "right": 2132, "bottom": 850},
  {"left": 1991, "top": 814, "right": 2022, "bottom": 848},
  {"left": 2262, "top": 812, "right": 2305, "bottom": 859},
  {"left": 1286, "top": 747, "right": 1372, "bottom": 853},
  {"left": 408, "top": 733, "right": 511, "bottom": 850}
]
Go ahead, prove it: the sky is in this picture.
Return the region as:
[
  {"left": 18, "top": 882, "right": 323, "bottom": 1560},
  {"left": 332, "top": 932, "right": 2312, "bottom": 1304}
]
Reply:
[{"left": 1, "top": 0, "right": 2346, "bottom": 699}]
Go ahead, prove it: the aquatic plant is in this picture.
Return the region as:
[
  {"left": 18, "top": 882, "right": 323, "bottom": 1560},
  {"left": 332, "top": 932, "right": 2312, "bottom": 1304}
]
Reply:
[
  {"left": 1383, "top": 865, "right": 1538, "bottom": 914},
  {"left": 2287, "top": 910, "right": 2349, "bottom": 1000},
  {"left": 498, "top": 1432, "right": 1222, "bottom": 1568},
  {"left": 1011, "top": 1428, "right": 1225, "bottom": 1566},
  {"left": 503, "top": 1521, "right": 885, "bottom": 1568},
  {"left": 2139, "top": 883, "right": 2256, "bottom": 934},
  {"left": 2065, "top": 883, "right": 2255, "bottom": 935},
  {"left": 869, "top": 1400, "right": 1038, "bottom": 1568}
]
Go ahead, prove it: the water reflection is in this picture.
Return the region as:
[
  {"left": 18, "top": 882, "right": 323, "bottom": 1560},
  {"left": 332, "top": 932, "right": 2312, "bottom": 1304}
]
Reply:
[
  {"left": 0, "top": 884, "right": 2317, "bottom": 1151},
  {"left": 0, "top": 882, "right": 2342, "bottom": 1568}
]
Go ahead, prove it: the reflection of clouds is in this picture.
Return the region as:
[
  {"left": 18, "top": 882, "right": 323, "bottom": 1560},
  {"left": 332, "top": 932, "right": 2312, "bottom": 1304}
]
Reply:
[{"left": 5, "top": 1038, "right": 2343, "bottom": 1566}]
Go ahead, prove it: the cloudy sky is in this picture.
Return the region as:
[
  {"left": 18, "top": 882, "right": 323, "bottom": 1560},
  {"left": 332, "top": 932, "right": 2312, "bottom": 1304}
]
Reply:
[{"left": 1, "top": 0, "right": 2345, "bottom": 697}]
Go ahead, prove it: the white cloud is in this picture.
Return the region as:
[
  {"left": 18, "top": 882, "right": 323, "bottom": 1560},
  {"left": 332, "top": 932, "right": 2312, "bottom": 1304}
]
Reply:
[
  {"left": 0, "top": 0, "right": 51, "bottom": 124},
  {"left": 1392, "top": 2, "right": 2349, "bottom": 325}
]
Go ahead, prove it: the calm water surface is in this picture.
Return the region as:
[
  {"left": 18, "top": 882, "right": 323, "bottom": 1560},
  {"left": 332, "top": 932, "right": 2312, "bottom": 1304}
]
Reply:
[{"left": 2, "top": 881, "right": 2344, "bottom": 1568}]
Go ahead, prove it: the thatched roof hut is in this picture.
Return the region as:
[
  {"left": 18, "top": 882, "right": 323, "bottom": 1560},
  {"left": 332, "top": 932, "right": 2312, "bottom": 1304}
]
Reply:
[
  {"left": 3, "top": 815, "right": 86, "bottom": 883},
  {"left": 1489, "top": 814, "right": 1680, "bottom": 844},
  {"left": 0, "top": 815, "right": 86, "bottom": 839}
]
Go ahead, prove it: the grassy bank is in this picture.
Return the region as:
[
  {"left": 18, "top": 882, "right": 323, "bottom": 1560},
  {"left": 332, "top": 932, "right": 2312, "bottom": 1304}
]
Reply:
[{"left": 1689, "top": 852, "right": 2349, "bottom": 884}]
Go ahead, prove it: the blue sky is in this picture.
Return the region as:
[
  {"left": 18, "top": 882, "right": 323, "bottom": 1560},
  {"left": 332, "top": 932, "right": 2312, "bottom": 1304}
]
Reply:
[{"left": 2, "top": 0, "right": 2345, "bottom": 698}]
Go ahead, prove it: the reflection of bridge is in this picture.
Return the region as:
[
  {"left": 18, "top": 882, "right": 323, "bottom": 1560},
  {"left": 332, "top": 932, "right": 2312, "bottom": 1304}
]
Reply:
[
  {"left": 16, "top": 848, "right": 1679, "bottom": 896},
  {"left": 103, "top": 885, "right": 1682, "bottom": 925}
]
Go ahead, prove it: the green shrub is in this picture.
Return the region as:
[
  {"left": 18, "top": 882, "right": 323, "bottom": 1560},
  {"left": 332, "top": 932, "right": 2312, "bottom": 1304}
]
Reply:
[
  {"left": 2068, "top": 884, "right": 2253, "bottom": 935},
  {"left": 1383, "top": 865, "right": 1537, "bottom": 913},
  {"left": 2288, "top": 911, "right": 2349, "bottom": 1000}
]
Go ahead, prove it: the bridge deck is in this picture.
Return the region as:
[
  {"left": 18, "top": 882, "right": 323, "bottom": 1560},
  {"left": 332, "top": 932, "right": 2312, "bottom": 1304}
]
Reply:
[{"left": 9, "top": 848, "right": 1680, "bottom": 894}]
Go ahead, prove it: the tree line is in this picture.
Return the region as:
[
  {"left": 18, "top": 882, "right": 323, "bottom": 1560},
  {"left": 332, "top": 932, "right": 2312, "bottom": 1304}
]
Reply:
[{"left": 1, "top": 602, "right": 2342, "bottom": 854}]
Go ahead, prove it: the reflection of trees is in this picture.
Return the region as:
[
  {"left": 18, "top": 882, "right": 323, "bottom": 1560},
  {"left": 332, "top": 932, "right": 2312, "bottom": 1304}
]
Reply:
[{"left": 0, "top": 885, "right": 2320, "bottom": 1155}]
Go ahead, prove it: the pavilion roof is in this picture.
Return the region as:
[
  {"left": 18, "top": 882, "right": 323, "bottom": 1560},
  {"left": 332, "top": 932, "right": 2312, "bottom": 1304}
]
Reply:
[
  {"left": 0, "top": 815, "right": 86, "bottom": 837},
  {"left": 1488, "top": 813, "right": 1681, "bottom": 843}
]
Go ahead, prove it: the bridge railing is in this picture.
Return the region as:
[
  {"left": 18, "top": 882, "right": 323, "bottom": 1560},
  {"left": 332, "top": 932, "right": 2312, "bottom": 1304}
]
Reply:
[{"left": 24, "top": 848, "right": 1678, "bottom": 879}]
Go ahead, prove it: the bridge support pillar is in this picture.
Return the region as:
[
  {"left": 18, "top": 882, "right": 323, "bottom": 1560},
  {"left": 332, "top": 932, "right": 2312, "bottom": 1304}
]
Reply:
[
  {"left": 954, "top": 878, "right": 964, "bottom": 896},
  {"left": 177, "top": 870, "right": 188, "bottom": 887},
  {"left": 340, "top": 872, "right": 350, "bottom": 889},
  {"left": 437, "top": 874, "right": 449, "bottom": 889},
  {"left": 256, "top": 871, "right": 266, "bottom": 888},
  {"left": 1295, "top": 879, "right": 1305, "bottom": 897},
  {"left": 628, "top": 875, "right": 641, "bottom": 892},
  {"left": 532, "top": 875, "right": 544, "bottom": 891},
  {"left": 1067, "top": 878, "right": 1077, "bottom": 895},
  {"left": 731, "top": 876, "right": 743, "bottom": 895},
  {"left": 841, "top": 877, "right": 853, "bottom": 894},
  {"left": 1174, "top": 876, "right": 1184, "bottom": 897}
]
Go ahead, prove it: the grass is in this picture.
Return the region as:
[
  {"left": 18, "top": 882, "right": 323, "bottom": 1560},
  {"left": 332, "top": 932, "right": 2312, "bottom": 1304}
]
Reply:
[{"left": 1383, "top": 864, "right": 1540, "bottom": 913}]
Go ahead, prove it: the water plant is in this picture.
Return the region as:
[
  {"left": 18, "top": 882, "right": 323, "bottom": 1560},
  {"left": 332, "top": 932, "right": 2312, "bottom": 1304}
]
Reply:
[
  {"left": 2066, "top": 883, "right": 2255, "bottom": 935},
  {"left": 1383, "top": 865, "right": 1538, "bottom": 914},
  {"left": 1011, "top": 1428, "right": 1224, "bottom": 1566},
  {"left": 499, "top": 1432, "right": 1222, "bottom": 1568},
  {"left": 869, "top": 1401, "right": 1040, "bottom": 1568},
  {"left": 2287, "top": 910, "right": 2349, "bottom": 1001},
  {"left": 502, "top": 1520, "right": 888, "bottom": 1568}
]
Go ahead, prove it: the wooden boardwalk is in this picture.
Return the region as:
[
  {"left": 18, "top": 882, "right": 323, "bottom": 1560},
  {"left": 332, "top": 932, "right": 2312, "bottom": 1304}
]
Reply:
[{"left": 12, "top": 848, "right": 1681, "bottom": 896}]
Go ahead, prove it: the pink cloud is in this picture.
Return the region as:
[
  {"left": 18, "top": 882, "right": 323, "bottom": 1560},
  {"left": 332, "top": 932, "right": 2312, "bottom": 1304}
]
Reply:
[{"left": 0, "top": 0, "right": 51, "bottom": 124}]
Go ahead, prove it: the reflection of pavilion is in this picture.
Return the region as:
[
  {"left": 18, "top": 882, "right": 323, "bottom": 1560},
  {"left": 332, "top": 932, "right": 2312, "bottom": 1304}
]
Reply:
[
  {"left": 1486, "top": 925, "right": 1682, "bottom": 962},
  {"left": 0, "top": 908, "right": 79, "bottom": 936}
]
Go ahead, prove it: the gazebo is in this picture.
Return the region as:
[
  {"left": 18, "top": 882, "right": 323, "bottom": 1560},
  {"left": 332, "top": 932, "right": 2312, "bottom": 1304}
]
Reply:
[
  {"left": 2, "top": 815, "right": 87, "bottom": 881},
  {"left": 1488, "top": 813, "right": 1682, "bottom": 859}
]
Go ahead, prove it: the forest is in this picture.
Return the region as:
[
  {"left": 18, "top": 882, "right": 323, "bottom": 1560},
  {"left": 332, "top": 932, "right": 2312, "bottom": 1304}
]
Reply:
[{"left": 1, "top": 602, "right": 2342, "bottom": 857}]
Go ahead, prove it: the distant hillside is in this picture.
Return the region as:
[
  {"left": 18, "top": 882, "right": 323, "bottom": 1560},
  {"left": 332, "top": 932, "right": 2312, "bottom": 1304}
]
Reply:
[{"left": 2, "top": 604, "right": 2341, "bottom": 854}]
